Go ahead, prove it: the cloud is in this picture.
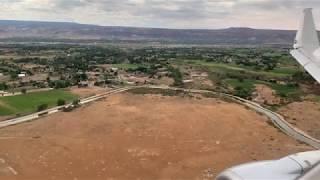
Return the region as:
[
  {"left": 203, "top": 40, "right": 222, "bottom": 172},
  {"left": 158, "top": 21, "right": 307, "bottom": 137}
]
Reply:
[{"left": 0, "top": 0, "right": 319, "bottom": 29}]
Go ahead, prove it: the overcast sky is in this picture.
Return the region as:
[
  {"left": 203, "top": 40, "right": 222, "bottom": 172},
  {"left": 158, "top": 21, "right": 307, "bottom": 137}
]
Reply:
[{"left": 0, "top": 0, "right": 319, "bottom": 29}]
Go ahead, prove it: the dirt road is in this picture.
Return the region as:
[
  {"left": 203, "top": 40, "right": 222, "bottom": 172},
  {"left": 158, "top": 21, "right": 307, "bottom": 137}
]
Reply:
[{"left": 0, "top": 93, "right": 311, "bottom": 180}]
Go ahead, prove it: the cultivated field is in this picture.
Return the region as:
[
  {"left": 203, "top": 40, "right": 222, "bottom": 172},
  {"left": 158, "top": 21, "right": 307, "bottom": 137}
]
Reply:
[
  {"left": 0, "top": 92, "right": 311, "bottom": 180},
  {"left": 0, "top": 90, "right": 77, "bottom": 116}
]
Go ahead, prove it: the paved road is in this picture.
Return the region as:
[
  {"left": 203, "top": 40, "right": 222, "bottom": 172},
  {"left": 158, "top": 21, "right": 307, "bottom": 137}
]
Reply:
[
  {"left": 0, "top": 87, "right": 131, "bottom": 129},
  {"left": 146, "top": 85, "right": 320, "bottom": 149},
  {"left": 1, "top": 85, "right": 319, "bottom": 149}
]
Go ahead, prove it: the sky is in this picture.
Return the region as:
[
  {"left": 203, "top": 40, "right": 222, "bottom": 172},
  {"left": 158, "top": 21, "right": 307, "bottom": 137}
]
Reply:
[{"left": 0, "top": 0, "right": 320, "bottom": 30}]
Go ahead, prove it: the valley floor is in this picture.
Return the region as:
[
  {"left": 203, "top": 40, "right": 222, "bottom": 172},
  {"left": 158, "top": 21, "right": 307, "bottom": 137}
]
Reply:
[{"left": 0, "top": 93, "right": 312, "bottom": 179}]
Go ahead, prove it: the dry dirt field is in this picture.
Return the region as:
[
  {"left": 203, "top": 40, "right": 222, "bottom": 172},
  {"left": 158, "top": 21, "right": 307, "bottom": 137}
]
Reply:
[
  {"left": 278, "top": 101, "right": 320, "bottom": 139},
  {"left": 69, "top": 86, "right": 107, "bottom": 98},
  {"left": 0, "top": 93, "right": 312, "bottom": 180}
]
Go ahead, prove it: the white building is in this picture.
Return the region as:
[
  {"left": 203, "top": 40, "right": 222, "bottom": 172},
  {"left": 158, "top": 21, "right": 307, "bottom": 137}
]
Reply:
[{"left": 18, "top": 74, "right": 26, "bottom": 78}]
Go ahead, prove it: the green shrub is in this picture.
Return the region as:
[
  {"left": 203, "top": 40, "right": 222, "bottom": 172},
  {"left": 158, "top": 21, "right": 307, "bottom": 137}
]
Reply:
[
  {"left": 72, "top": 99, "right": 80, "bottom": 107},
  {"left": 168, "top": 66, "right": 183, "bottom": 87},
  {"left": 21, "top": 88, "right": 27, "bottom": 94},
  {"left": 234, "top": 86, "right": 252, "bottom": 99},
  {"left": 57, "top": 99, "right": 66, "bottom": 106},
  {"left": 37, "top": 104, "right": 48, "bottom": 112}
]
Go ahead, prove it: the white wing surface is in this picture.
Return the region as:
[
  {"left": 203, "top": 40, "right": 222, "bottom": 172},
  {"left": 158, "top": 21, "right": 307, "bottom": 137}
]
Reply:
[{"left": 290, "top": 8, "right": 320, "bottom": 83}]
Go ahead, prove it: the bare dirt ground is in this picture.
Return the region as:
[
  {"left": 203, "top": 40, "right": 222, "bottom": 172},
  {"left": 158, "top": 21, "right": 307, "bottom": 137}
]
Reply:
[
  {"left": 68, "top": 86, "right": 107, "bottom": 98},
  {"left": 0, "top": 116, "right": 11, "bottom": 122},
  {"left": 0, "top": 93, "right": 311, "bottom": 180},
  {"left": 252, "top": 84, "right": 281, "bottom": 105},
  {"left": 151, "top": 77, "right": 174, "bottom": 86},
  {"left": 278, "top": 101, "right": 320, "bottom": 139}
]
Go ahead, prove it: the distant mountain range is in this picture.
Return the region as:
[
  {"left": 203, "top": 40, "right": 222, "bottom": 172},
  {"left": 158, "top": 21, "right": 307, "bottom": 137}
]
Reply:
[{"left": 0, "top": 20, "right": 297, "bottom": 45}]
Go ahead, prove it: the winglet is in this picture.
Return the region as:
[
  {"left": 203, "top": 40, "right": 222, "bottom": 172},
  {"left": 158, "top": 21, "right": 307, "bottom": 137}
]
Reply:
[
  {"left": 294, "top": 8, "right": 320, "bottom": 53},
  {"left": 291, "top": 8, "right": 320, "bottom": 83}
]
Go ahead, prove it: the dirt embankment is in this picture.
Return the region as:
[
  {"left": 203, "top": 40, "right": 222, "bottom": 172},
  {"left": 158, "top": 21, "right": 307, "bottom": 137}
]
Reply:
[
  {"left": 278, "top": 101, "right": 320, "bottom": 139},
  {"left": 0, "top": 93, "right": 311, "bottom": 180},
  {"left": 253, "top": 84, "right": 281, "bottom": 105}
]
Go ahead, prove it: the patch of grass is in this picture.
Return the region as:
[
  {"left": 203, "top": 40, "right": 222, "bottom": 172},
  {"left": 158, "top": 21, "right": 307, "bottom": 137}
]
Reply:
[
  {"left": 177, "top": 60, "right": 298, "bottom": 79},
  {"left": 267, "top": 83, "right": 299, "bottom": 95},
  {"left": 225, "top": 78, "right": 300, "bottom": 96},
  {"left": 225, "top": 79, "right": 256, "bottom": 91},
  {"left": 313, "top": 96, "right": 320, "bottom": 102},
  {"left": 270, "top": 67, "right": 300, "bottom": 75},
  {"left": 224, "top": 78, "right": 302, "bottom": 101},
  {"left": 0, "top": 90, "right": 78, "bottom": 116},
  {"left": 259, "top": 81, "right": 302, "bottom": 99},
  {"left": 0, "top": 105, "right": 15, "bottom": 116}
]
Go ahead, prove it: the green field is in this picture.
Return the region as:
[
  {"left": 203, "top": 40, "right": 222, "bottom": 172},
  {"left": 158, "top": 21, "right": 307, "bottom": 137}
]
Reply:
[
  {"left": 225, "top": 79, "right": 256, "bottom": 90},
  {"left": 176, "top": 60, "right": 300, "bottom": 78},
  {"left": 224, "top": 78, "right": 301, "bottom": 97},
  {"left": 0, "top": 90, "right": 78, "bottom": 116}
]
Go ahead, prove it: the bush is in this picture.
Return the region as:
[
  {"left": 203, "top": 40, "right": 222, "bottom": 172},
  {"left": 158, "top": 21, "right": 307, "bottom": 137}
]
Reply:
[
  {"left": 234, "top": 86, "right": 252, "bottom": 99},
  {"left": 0, "top": 82, "right": 8, "bottom": 91},
  {"left": 168, "top": 66, "right": 184, "bottom": 87},
  {"left": 72, "top": 99, "right": 80, "bottom": 107},
  {"left": 57, "top": 99, "right": 66, "bottom": 106},
  {"left": 37, "top": 104, "right": 48, "bottom": 112},
  {"left": 49, "top": 80, "right": 71, "bottom": 89}
]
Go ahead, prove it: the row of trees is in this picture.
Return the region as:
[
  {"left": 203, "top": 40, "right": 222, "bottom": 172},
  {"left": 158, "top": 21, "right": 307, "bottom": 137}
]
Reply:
[{"left": 37, "top": 99, "right": 80, "bottom": 112}]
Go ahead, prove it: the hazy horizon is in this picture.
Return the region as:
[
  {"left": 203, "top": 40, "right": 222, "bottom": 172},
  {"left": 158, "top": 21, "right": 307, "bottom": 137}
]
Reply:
[{"left": 0, "top": 0, "right": 320, "bottom": 30}]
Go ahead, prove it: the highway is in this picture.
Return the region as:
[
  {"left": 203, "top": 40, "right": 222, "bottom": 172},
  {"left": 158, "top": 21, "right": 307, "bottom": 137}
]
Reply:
[{"left": 0, "top": 85, "right": 319, "bottom": 149}]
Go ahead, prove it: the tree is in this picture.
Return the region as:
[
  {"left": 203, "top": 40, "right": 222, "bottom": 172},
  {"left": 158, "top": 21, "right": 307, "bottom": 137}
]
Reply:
[
  {"left": 168, "top": 66, "right": 184, "bottom": 87},
  {"left": 21, "top": 88, "right": 27, "bottom": 94},
  {"left": 57, "top": 99, "right": 66, "bottom": 106},
  {"left": 292, "top": 71, "right": 314, "bottom": 83},
  {"left": 0, "top": 83, "right": 8, "bottom": 91},
  {"left": 49, "top": 80, "right": 71, "bottom": 89},
  {"left": 234, "top": 86, "right": 252, "bottom": 99},
  {"left": 10, "top": 72, "right": 18, "bottom": 80}
]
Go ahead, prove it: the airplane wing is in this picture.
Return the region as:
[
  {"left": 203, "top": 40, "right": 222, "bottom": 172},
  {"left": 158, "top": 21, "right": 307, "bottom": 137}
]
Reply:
[
  {"left": 290, "top": 8, "right": 320, "bottom": 83},
  {"left": 216, "top": 8, "right": 320, "bottom": 180},
  {"left": 216, "top": 151, "right": 320, "bottom": 180}
]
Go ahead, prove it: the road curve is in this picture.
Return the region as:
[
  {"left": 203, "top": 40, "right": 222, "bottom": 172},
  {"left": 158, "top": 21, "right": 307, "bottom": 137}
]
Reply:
[
  {"left": 146, "top": 85, "right": 320, "bottom": 149},
  {"left": 0, "top": 85, "right": 319, "bottom": 149}
]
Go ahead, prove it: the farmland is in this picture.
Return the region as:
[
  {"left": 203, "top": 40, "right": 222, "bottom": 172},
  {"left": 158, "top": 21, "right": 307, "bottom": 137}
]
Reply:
[
  {"left": 0, "top": 44, "right": 318, "bottom": 120},
  {"left": 0, "top": 90, "right": 77, "bottom": 116},
  {"left": 0, "top": 43, "right": 319, "bottom": 179}
]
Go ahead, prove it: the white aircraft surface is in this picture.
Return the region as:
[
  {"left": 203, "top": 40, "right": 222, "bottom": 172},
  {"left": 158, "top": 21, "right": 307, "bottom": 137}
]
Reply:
[
  {"left": 216, "top": 8, "right": 320, "bottom": 180},
  {"left": 291, "top": 8, "right": 320, "bottom": 82}
]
